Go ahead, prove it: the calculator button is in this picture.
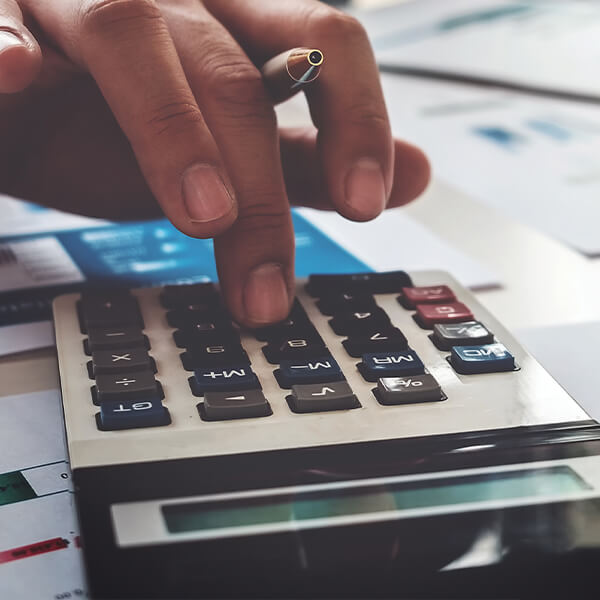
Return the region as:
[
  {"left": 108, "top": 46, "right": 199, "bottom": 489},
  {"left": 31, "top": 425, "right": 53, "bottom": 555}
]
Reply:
[
  {"left": 359, "top": 350, "right": 425, "bottom": 382},
  {"left": 306, "top": 271, "right": 412, "bottom": 297},
  {"left": 160, "top": 283, "right": 218, "bottom": 309},
  {"left": 180, "top": 344, "right": 250, "bottom": 371},
  {"left": 329, "top": 308, "right": 391, "bottom": 336},
  {"left": 342, "top": 327, "right": 408, "bottom": 358},
  {"left": 92, "top": 370, "right": 163, "bottom": 404},
  {"left": 85, "top": 327, "right": 148, "bottom": 354},
  {"left": 316, "top": 292, "right": 376, "bottom": 316},
  {"left": 96, "top": 398, "right": 171, "bottom": 431},
  {"left": 253, "top": 301, "right": 311, "bottom": 342},
  {"left": 173, "top": 323, "right": 239, "bottom": 349},
  {"left": 189, "top": 366, "right": 260, "bottom": 396},
  {"left": 450, "top": 343, "right": 515, "bottom": 374},
  {"left": 400, "top": 285, "right": 456, "bottom": 309},
  {"left": 287, "top": 381, "right": 360, "bottom": 413},
  {"left": 89, "top": 347, "right": 155, "bottom": 377},
  {"left": 415, "top": 302, "right": 473, "bottom": 328},
  {"left": 375, "top": 375, "right": 445, "bottom": 405},
  {"left": 262, "top": 334, "right": 327, "bottom": 365},
  {"left": 275, "top": 356, "right": 344, "bottom": 388},
  {"left": 431, "top": 321, "right": 494, "bottom": 350},
  {"left": 79, "top": 293, "right": 143, "bottom": 332},
  {"left": 199, "top": 389, "right": 272, "bottom": 421},
  {"left": 166, "top": 305, "right": 229, "bottom": 329}
]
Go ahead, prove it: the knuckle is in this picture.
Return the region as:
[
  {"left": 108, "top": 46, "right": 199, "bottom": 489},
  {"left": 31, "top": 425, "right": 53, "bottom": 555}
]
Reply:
[
  {"left": 203, "top": 56, "right": 275, "bottom": 125},
  {"left": 340, "top": 97, "right": 389, "bottom": 130},
  {"left": 235, "top": 199, "right": 290, "bottom": 236},
  {"left": 78, "top": 0, "right": 162, "bottom": 36},
  {"left": 307, "top": 6, "right": 367, "bottom": 42},
  {"left": 143, "top": 99, "right": 204, "bottom": 138}
]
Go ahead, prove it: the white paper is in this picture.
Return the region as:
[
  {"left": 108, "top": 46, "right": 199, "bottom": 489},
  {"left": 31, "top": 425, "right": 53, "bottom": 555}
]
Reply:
[
  {"left": 379, "top": 73, "right": 600, "bottom": 255},
  {"left": 0, "top": 322, "right": 55, "bottom": 357},
  {"left": 361, "top": 0, "right": 600, "bottom": 100},
  {"left": 0, "top": 193, "right": 107, "bottom": 237},
  {"left": 299, "top": 207, "right": 498, "bottom": 289},
  {"left": 0, "top": 237, "right": 85, "bottom": 293},
  {"left": 0, "top": 390, "right": 86, "bottom": 600},
  {"left": 517, "top": 322, "right": 600, "bottom": 422}
]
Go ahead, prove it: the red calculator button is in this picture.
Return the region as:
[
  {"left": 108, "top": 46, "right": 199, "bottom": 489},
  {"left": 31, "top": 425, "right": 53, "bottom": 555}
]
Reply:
[
  {"left": 401, "top": 285, "right": 456, "bottom": 308},
  {"left": 415, "top": 302, "right": 473, "bottom": 328}
]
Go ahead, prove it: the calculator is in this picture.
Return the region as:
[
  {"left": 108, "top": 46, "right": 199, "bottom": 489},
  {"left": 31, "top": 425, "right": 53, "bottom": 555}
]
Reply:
[{"left": 53, "top": 270, "right": 600, "bottom": 599}]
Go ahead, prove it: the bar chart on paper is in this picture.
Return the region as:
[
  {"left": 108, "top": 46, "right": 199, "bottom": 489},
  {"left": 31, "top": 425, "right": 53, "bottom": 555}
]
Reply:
[{"left": 0, "top": 390, "right": 86, "bottom": 600}]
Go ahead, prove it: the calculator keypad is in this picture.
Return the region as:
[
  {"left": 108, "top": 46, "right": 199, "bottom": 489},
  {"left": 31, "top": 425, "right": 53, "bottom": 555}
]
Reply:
[{"left": 72, "top": 271, "right": 519, "bottom": 433}]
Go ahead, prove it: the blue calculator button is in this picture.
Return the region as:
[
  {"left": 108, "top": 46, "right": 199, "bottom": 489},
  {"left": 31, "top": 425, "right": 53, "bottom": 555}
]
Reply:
[
  {"left": 450, "top": 343, "right": 515, "bottom": 374},
  {"left": 96, "top": 398, "right": 171, "bottom": 431},
  {"left": 190, "top": 365, "right": 260, "bottom": 396},
  {"left": 359, "top": 350, "right": 425, "bottom": 382},
  {"left": 275, "top": 356, "right": 344, "bottom": 388}
]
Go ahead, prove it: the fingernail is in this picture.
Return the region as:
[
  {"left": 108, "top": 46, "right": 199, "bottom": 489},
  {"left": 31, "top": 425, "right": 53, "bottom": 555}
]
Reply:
[
  {"left": 345, "top": 158, "right": 387, "bottom": 217},
  {"left": 182, "top": 164, "right": 235, "bottom": 223},
  {"left": 0, "top": 31, "right": 24, "bottom": 54},
  {"left": 244, "top": 263, "right": 290, "bottom": 324}
]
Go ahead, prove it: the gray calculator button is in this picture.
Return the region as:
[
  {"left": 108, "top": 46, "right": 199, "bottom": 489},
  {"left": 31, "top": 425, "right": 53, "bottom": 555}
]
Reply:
[
  {"left": 376, "top": 375, "right": 445, "bottom": 405},
  {"left": 90, "top": 347, "right": 154, "bottom": 376},
  {"left": 288, "top": 381, "right": 360, "bottom": 413},
  {"left": 200, "top": 390, "right": 272, "bottom": 421},
  {"left": 92, "top": 369, "right": 163, "bottom": 404},
  {"left": 86, "top": 327, "right": 148, "bottom": 353},
  {"left": 431, "top": 321, "right": 494, "bottom": 350}
]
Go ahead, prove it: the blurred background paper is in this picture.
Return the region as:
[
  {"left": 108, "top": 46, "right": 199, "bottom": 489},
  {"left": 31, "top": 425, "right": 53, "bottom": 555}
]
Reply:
[
  {"left": 379, "top": 73, "right": 600, "bottom": 255},
  {"left": 360, "top": 0, "right": 600, "bottom": 102}
]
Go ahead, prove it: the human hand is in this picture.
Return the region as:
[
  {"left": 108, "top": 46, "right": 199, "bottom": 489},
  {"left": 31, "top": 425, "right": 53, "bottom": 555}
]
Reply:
[{"left": 0, "top": 0, "right": 429, "bottom": 326}]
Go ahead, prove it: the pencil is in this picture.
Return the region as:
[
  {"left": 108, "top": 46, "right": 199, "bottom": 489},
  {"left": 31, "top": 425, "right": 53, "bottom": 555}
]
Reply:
[{"left": 261, "top": 48, "right": 324, "bottom": 103}]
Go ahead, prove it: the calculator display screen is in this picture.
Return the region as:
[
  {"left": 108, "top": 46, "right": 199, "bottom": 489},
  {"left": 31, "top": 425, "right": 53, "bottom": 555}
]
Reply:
[{"left": 162, "top": 466, "right": 589, "bottom": 535}]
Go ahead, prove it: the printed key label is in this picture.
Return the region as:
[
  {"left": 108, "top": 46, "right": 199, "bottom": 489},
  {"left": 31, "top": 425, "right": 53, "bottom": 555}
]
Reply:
[
  {"left": 111, "top": 402, "right": 153, "bottom": 412},
  {"left": 203, "top": 368, "right": 248, "bottom": 379},
  {"left": 373, "top": 355, "right": 415, "bottom": 364},
  {"left": 291, "top": 361, "right": 332, "bottom": 370}
]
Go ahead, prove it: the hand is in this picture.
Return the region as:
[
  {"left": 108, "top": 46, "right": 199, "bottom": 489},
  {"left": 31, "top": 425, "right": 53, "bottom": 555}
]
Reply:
[{"left": 0, "top": 0, "right": 429, "bottom": 326}]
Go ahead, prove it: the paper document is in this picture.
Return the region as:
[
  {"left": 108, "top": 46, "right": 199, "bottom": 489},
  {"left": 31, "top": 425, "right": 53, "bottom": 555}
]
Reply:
[
  {"left": 380, "top": 73, "right": 600, "bottom": 255},
  {"left": 299, "top": 207, "right": 497, "bottom": 289},
  {"left": 360, "top": 0, "right": 600, "bottom": 101},
  {"left": 517, "top": 322, "right": 600, "bottom": 422},
  {"left": 0, "top": 390, "right": 86, "bottom": 599}
]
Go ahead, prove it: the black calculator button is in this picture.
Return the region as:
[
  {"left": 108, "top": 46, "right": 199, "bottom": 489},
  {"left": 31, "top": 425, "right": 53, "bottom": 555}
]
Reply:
[
  {"left": 430, "top": 321, "right": 494, "bottom": 350},
  {"left": 358, "top": 350, "right": 425, "bottom": 382},
  {"left": 450, "top": 343, "right": 515, "bottom": 374},
  {"left": 89, "top": 347, "right": 155, "bottom": 377},
  {"left": 375, "top": 375, "right": 445, "bottom": 405},
  {"left": 160, "top": 283, "right": 218, "bottom": 309},
  {"left": 275, "top": 356, "right": 344, "bottom": 388},
  {"left": 96, "top": 398, "right": 171, "bottom": 431},
  {"left": 189, "top": 365, "right": 260, "bottom": 396},
  {"left": 85, "top": 327, "right": 148, "bottom": 354},
  {"left": 306, "top": 271, "right": 412, "bottom": 297},
  {"left": 180, "top": 344, "right": 250, "bottom": 371},
  {"left": 316, "top": 292, "right": 376, "bottom": 316},
  {"left": 262, "top": 336, "right": 327, "bottom": 365},
  {"left": 92, "top": 370, "right": 163, "bottom": 404},
  {"left": 253, "top": 300, "right": 311, "bottom": 342},
  {"left": 199, "top": 389, "right": 272, "bottom": 421},
  {"left": 342, "top": 327, "right": 408, "bottom": 357},
  {"left": 287, "top": 381, "right": 360, "bottom": 413},
  {"left": 173, "top": 324, "right": 239, "bottom": 349},
  {"left": 329, "top": 307, "right": 390, "bottom": 336},
  {"left": 166, "top": 305, "right": 229, "bottom": 329},
  {"left": 79, "top": 293, "right": 143, "bottom": 333}
]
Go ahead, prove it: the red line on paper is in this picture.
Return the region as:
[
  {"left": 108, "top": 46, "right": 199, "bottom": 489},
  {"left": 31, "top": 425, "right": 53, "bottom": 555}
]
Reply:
[{"left": 0, "top": 537, "right": 69, "bottom": 564}]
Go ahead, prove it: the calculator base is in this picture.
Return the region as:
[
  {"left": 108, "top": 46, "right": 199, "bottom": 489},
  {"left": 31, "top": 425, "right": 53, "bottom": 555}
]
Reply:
[{"left": 73, "top": 422, "right": 600, "bottom": 599}]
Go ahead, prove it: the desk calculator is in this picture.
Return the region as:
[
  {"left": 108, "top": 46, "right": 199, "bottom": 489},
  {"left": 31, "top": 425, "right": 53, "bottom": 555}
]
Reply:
[{"left": 53, "top": 271, "right": 600, "bottom": 599}]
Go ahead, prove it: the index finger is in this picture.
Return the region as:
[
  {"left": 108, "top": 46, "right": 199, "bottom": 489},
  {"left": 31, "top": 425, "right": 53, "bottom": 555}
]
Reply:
[
  {"left": 26, "top": 0, "right": 238, "bottom": 237},
  {"left": 205, "top": 0, "right": 394, "bottom": 222}
]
